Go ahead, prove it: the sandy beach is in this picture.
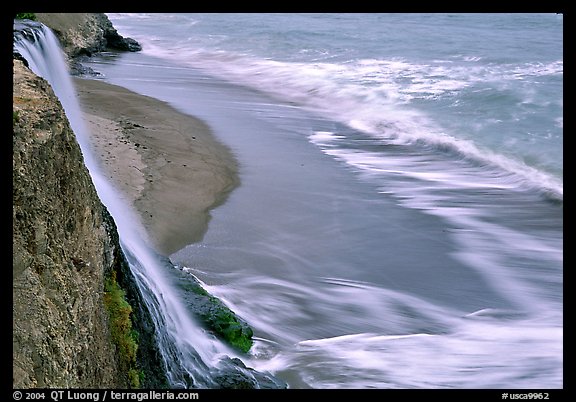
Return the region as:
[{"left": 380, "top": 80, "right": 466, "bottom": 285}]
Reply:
[{"left": 74, "top": 77, "right": 239, "bottom": 255}]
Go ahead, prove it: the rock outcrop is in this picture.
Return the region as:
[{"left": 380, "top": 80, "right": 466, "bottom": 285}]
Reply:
[
  {"left": 34, "top": 13, "right": 141, "bottom": 75},
  {"left": 35, "top": 13, "right": 141, "bottom": 58}
]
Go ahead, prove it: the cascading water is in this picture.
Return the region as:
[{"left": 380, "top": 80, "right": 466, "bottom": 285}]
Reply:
[{"left": 13, "top": 20, "right": 237, "bottom": 388}]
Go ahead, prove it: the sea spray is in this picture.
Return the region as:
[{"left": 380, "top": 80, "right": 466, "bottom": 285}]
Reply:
[{"left": 13, "top": 20, "right": 234, "bottom": 388}]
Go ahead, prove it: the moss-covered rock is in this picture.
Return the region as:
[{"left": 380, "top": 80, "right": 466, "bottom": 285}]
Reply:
[
  {"left": 103, "top": 270, "right": 140, "bottom": 388},
  {"left": 173, "top": 266, "right": 254, "bottom": 353}
]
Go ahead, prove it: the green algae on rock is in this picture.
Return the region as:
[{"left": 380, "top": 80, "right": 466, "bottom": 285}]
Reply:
[{"left": 165, "top": 258, "right": 254, "bottom": 354}]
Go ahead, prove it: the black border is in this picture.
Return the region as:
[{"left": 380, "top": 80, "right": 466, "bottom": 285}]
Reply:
[{"left": 9, "top": 5, "right": 568, "bottom": 398}]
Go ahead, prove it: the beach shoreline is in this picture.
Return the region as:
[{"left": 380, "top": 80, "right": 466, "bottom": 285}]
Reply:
[{"left": 74, "top": 77, "right": 239, "bottom": 255}]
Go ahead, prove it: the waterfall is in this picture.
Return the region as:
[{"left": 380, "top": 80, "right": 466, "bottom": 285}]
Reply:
[{"left": 13, "top": 20, "right": 234, "bottom": 388}]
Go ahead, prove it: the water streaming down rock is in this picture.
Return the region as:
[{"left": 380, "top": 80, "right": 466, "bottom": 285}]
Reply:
[{"left": 13, "top": 19, "right": 283, "bottom": 389}]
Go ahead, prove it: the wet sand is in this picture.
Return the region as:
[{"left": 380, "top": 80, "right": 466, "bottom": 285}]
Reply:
[{"left": 74, "top": 77, "right": 239, "bottom": 255}]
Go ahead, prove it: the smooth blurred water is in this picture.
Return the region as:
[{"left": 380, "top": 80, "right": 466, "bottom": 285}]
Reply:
[
  {"left": 79, "top": 13, "right": 562, "bottom": 389},
  {"left": 109, "top": 13, "right": 563, "bottom": 198}
]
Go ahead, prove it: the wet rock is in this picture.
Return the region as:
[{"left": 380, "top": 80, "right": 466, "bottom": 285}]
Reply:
[
  {"left": 212, "top": 357, "right": 287, "bottom": 389},
  {"left": 157, "top": 256, "right": 287, "bottom": 389}
]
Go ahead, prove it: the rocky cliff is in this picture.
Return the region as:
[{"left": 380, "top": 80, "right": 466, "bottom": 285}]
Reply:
[
  {"left": 13, "top": 15, "right": 166, "bottom": 389},
  {"left": 13, "top": 58, "right": 126, "bottom": 388}
]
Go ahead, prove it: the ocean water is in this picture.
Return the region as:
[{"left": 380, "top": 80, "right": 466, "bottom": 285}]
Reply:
[{"left": 82, "top": 13, "right": 562, "bottom": 389}]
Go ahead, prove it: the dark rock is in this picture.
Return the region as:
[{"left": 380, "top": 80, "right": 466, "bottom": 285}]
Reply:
[
  {"left": 107, "top": 35, "right": 142, "bottom": 52},
  {"left": 93, "top": 13, "right": 142, "bottom": 52},
  {"left": 213, "top": 357, "right": 288, "bottom": 389},
  {"left": 69, "top": 59, "right": 101, "bottom": 77},
  {"left": 13, "top": 51, "right": 29, "bottom": 67}
]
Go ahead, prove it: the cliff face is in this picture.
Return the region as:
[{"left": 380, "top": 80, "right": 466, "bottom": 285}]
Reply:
[
  {"left": 12, "top": 16, "right": 165, "bottom": 389},
  {"left": 35, "top": 13, "right": 141, "bottom": 59},
  {"left": 13, "top": 59, "right": 128, "bottom": 388}
]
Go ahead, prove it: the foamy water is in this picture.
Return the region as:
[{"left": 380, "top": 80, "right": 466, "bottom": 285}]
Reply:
[{"left": 77, "top": 13, "right": 563, "bottom": 389}]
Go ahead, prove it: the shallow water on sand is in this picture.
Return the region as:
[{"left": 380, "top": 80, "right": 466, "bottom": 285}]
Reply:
[{"left": 82, "top": 49, "right": 562, "bottom": 389}]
